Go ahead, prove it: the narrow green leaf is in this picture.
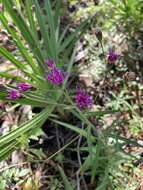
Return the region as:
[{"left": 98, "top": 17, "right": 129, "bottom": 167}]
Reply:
[
  {"left": 52, "top": 119, "right": 88, "bottom": 138},
  {"left": 58, "top": 166, "right": 74, "bottom": 190},
  {"left": 0, "top": 47, "right": 38, "bottom": 79},
  {"left": 44, "top": 0, "right": 58, "bottom": 61},
  {"left": 59, "top": 18, "right": 91, "bottom": 53},
  {"left": 33, "top": 0, "right": 52, "bottom": 59},
  {"left": 25, "top": 0, "right": 38, "bottom": 40},
  {"left": 0, "top": 72, "right": 27, "bottom": 82},
  {"left": 54, "top": 0, "right": 61, "bottom": 41},
  {"left": 1, "top": 0, "right": 45, "bottom": 72},
  {"left": 0, "top": 13, "right": 40, "bottom": 75}
]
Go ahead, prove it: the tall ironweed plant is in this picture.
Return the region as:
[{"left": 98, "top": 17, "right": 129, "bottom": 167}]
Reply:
[{"left": 0, "top": 0, "right": 143, "bottom": 189}]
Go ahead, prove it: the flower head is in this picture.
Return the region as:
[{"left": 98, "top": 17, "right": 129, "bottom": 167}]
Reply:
[
  {"left": 45, "top": 59, "right": 56, "bottom": 69},
  {"left": 107, "top": 49, "right": 119, "bottom": 63},
  {"left": 17, "top": 82, "right": 32, "bottom": 91},
  {"left": 47, "top": 68, "right": 65, "bottom": 85},
  {"left": 8, "top": 90, "right": 21, "bottom": 100},
  {"left": 75, "top": 87, "right": 93, "bottom": 109}
]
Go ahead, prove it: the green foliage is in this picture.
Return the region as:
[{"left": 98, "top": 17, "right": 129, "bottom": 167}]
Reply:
[
  {"left": 68, "top": 0, "right": 99, "bottom": 21},
  {"left": 101, "top": 0, "right": 143, "bottom": 72},
  {"left": 106, "top": 90, "right": 133, "bottom": 111},
  {"left": 110, "top": 160, "right": 141, "bottom": 190},
  {"left": 0, "top": 0, "right": 92, "bottom": 160},
  {"left": 129, "top": 114, "right": 143, "bottom": 136},
  {"left": 0, "top": 1, "right": 143, "bottom": 189},
  {"left": 101, "top": 0, "right": 143, "bottom": 37},
  {"left": 0, "top": 167, "right": 31, "bottom": 190},
  {"left": 58, "top": 166, "right": 74, "bottom": 190}
]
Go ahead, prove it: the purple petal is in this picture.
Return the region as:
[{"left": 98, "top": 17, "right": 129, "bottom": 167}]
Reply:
[
  {"left": 75, "top": 87, "right": 93, "bottom": 109},
  {"left": 8, "top": 90, "right": 22, "bottom": 100},
  {"left": 107, "top": 49, "right": 119, "bottom": 63},
  {"left": 45, "top": 59, "right": 56, "bottom": 69},
  {"left": 47, "top": 68, "right": 65, "bottom": 85},
  {"left": 17, "top": 82, "right": 32, "bottom": 91}
]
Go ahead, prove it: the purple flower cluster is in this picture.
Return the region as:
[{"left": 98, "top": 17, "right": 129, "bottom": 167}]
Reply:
[
  {"left": 8, "top": 89, "right": 21, "bottom": 100},
  {"left": 8, "top": 82, "right": 32, "bottom": 100},
  {"left": 46, "top": 60, "right": 93, "bottom": 109},
  {"left": 7, "top": 58, "right": 94, "bottom": 111},
  {"left": 17, "top": 82, "right": 32, "bottom": 91},
  {"left": 45, "top": 59, "right": 56, "bottom": 69},
  {"left": 46, "top": 59, "right": 65, "bottom": 85},
  {"left": 107, "top": 49, "right": 119, "bottom": 63},
  {"left": 75, "top": 87, "right": 93, "bottom": 109},
  {"left": 47, "top": 68, "right": 65, "bottom": 85}
]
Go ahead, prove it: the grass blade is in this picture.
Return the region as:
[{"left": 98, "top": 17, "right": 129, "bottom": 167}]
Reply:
[
  {"left": 58, "top": 166, "right": 74, "bottom": 190},
  {"left": 0, "top": 13, "right": 40, "bottom": 75},
  {"left": 52, "top": 119, "right": 88, "bottom": 138},
  {"left": 1, "top": 0, "right": 45, "bottom": 72}
]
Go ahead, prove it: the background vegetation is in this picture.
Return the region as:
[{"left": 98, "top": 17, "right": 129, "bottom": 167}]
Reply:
[{"left": 0, "top": 0, "right": 143, "bottom": 189}]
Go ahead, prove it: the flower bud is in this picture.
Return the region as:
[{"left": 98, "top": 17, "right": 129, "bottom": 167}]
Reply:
[{"left": 95, "top": 28, "right": 102, "bottom": 42}]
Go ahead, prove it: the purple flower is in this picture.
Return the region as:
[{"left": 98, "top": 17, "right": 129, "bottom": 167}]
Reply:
[
  {"left": 47, "top": 68, "right": 65, "bottom": 85},
  {"left": 107, "top": 49, "right": 119, "bottom": 63},
  {"left": 8, "top": 90, "right": 21, "bottom": 100},
  {"left": 17, "top": 82, "right": 32, "bottom": 91},
  {"left": 75, "top": 87, "right": 93, "bottom": 109},
  {"left": 45, "top": 59, "right": 56, "bottom": 69}
]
